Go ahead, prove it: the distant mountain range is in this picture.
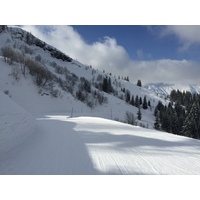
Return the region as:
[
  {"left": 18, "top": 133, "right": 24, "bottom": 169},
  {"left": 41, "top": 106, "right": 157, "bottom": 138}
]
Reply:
[{"left": 144, "top": 83, "right": 200, "bottom": 97}]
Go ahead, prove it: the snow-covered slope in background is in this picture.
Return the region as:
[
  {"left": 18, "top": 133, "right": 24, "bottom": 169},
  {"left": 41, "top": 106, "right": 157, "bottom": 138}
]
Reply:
[
  {"left": 145, "top": 83, "right": 200, "bottom": 98},
  {"left": 0, "top": 91, "right": 35, "bottom": 153}
]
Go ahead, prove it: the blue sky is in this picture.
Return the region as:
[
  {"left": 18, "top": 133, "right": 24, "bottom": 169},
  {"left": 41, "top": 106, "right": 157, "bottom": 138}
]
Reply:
[
  {"left": 21, "top": 25, "right": 200, "bottom": 84},
  {"left": 72, "top": 25, "right": 200, "bottom": 62},
  {"left": 72, "top": 25, "right": 166, "bottom": 60}
]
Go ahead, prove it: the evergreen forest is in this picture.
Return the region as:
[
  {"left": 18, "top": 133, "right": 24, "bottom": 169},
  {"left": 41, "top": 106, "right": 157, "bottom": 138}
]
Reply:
[{"left": 154, "top": 90, "right": 200, "bottom": 139}]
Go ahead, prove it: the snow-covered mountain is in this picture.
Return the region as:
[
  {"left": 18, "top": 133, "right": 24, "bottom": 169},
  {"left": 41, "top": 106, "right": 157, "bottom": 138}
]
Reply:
[
  {"left": 0, "top": 25, "right": 164, "bottom": 127},
  {"left": 1, "top": 25, "right": 200, "bottom": 175},
  {"left": 145, "top": 82, "right": 200, "bottom": 98}
]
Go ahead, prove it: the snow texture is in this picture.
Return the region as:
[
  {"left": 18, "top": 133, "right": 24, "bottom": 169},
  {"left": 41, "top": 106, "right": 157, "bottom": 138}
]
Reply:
[
  {"left": 0, "top": 91, "right": 35, "bottom": 153},
  {"left": 1, "top": 114, "right": 200, "bottom": 175}
]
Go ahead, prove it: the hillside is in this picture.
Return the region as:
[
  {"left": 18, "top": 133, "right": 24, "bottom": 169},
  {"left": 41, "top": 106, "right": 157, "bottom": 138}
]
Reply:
[
  {"left": 145, "top": 83, "right": 200, "bottom": 98},
  {"left": 0, "top": 25, "right": 164, "bottom": 128}
]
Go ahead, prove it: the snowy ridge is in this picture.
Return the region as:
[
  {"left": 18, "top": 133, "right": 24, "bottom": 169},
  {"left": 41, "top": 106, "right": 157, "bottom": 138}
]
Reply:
[
  {"left": 145, "top": 82, "right": 200, "bottom": 97},
  {"left": 8, "top": 26, "right": 73, "bottom": 62}
]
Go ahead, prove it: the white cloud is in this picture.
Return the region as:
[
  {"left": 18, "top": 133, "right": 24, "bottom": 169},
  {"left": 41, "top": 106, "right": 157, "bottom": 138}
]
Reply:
[
  {"left": 21, "top": 25, "right": 130, "bottom": 71},
  {"left": 136, "top": 49, "right": 152, "bottom": 60},
  {"left": 136, "top": 49, "right": 144, "bottom": 59},
  {"left": 159, "top": 25, "right": 200, "bottom": 51},
  {"left": 21, "top": 25, "right": 200, "bottom": 85},
  {"left": 127, "top": 59, "right": 200, "bottom": 85}
]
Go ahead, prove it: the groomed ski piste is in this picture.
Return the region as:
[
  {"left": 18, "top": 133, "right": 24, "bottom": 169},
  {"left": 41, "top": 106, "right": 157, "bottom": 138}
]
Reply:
[
  {"left": 1, "top": 95, "right": 200, "bottom": 175},
  {"left": 1, "top": 70, "right": 200, "bottom": 174}
]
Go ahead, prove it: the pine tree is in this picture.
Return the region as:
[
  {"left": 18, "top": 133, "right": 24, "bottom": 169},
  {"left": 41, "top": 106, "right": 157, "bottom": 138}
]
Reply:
[
  {"left": 197, "top": 113, "right": 200, "bottom": 139},
  {"left": 125, "top": 89, "right": 130, "bottom": 103},
  {"left": 137, "top": 80, "right": 142, "bottom": 87},
  {"left": 135, "top": 95, "right": 139, "bottom": 107},
  {"left": 148, "top": 100, "right": 151, "bottom": 107},
  {"left": 103, "top": 76, "right": 113, "bottom": 93},
  {"left": 137, "top": 107, "right": 142, "bottom": 120},
  {"left": 171, "top": 109, "right": 179, "bottom": 134},
  {"left": 154, "top": 113, "right": 160, "bottom": 130},
  {"left": 108, "top": 77, "right": 113, "bottom": 93},
  {"left": 160, "top": 109, "right": 172, "bottom": 133},
  {"left": 158, "top": 90, "right": 200, "bottom": 139},
  {"left": 130, "top": 95, "right": 135, "bottom": 106},
  {"left": 154, "top": 106, "right": 158, "bottom": 117},
  {"left": 102, "top": 77, "right": 108, "bottom": 92},
  {"left": 139, "top": 97, "right": 142, "bottom": 105},
  {"left": 143, "top": 96, "right": 148, "bottom": 109},
  {"left": 157, "top": 101, "right": 164, "bottom": 111},
  {"left": 121, "top": 88, "right": 125, "bottom": 93},
  {"left": 181, "top": 103, "right": 198, "bottom": 138}
]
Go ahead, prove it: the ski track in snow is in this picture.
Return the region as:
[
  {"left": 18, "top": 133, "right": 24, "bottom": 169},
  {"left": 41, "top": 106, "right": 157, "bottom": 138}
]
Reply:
[
  {"left": 0, "top": 114, "right": 96, "bottom": 175},
  {"left": 1, "top": 114, "right": 200, "bottom": 175}
]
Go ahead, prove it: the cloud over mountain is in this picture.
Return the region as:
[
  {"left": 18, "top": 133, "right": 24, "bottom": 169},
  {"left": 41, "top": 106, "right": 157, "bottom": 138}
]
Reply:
[{"left": 21, "top": 25, "right": 200, "bottom": 84}]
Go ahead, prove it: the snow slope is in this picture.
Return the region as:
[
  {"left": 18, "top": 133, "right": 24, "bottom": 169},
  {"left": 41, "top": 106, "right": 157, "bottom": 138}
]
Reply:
[
  {"left": 1, "top": 26, "right": 200, "bottom": 175},
  {"left": 1, "top": 114, "right": 200, "bottom": 175},
  {"left": 0, "top": 26, "right": 166, "bottom": 127},
  {"left": 145, "top": 83, "right": 200, "bottom": 98},
  {"left": 0, "top": 91, "right": 35, "bottom": 153}
]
